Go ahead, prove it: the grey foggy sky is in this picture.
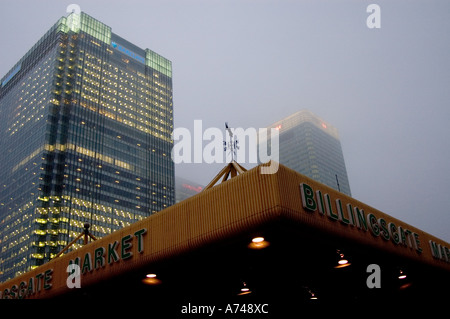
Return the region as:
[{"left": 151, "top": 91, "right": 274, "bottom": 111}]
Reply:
[{"left": 1, "top": 0, "right": 450, "bottom": 242}]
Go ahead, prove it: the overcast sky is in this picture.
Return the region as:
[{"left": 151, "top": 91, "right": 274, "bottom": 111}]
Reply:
[{"left": 1, "top": 0, "right": 449, "bottom": 242}]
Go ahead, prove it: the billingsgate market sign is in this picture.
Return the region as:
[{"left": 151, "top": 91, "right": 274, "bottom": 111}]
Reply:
[
  {"left": 1, "top": 165, "right": 449, "bottom": 299},
  {"left": 300, "top": 183, "right": 450, "bottom": 261},
  {"left": 1, "top": 228, "right": 147, "bottom": 299}
]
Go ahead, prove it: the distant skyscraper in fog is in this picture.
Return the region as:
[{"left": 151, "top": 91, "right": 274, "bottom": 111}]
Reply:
[
  {"left": 175, "top": 177, "right": 203, "bottom": 203},
  {"left": 264, "top": 110, "right": 351, "bottom": 196}
]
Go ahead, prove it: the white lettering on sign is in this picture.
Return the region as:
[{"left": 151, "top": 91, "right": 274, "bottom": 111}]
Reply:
[{"left": 299, "top": 183, "right": 422, "bottom": 253}]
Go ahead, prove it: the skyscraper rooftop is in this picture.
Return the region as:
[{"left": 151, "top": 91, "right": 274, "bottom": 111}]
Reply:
[{"left": 265, "top": 110, "right": 351, "bottom": 196}]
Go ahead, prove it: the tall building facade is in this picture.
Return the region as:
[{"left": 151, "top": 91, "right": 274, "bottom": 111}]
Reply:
[
  {"left": 0, "top": 12, "right": 174, "bottom": 281},
  {"left": 175, "top": 176, "right": 203, "bottom": 203},
  {"left": 264, "top": 110, "right": 351, "bottom": 196}
]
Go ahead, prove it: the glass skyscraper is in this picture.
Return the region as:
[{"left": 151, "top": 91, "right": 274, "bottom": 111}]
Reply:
[
  {"left": 175, "top": 176, "right": 203, "bottom": 203},
  {"left": 0, "top": 12, "right": 174, "bottom": 281},
  {"left": 264, "top": 110, "right": 351, "bottom": 196}
]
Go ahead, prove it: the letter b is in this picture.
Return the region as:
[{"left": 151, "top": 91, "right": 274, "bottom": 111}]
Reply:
[{"left": 300, "top": 183, "right": 316, "bottom": 211}]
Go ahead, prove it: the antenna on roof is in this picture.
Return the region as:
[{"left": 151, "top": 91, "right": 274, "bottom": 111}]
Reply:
[
  {"left": 223, "top": 122, "right": 239, "bottom": 162},
  {"left": 53, "top": 223, "right": 96, "bottom": 259},
  {"left": 203, "top": 122, "right": 247, "bottom": 191},
  {"left": 335, "top": 174, "right": 341, "bottom": 192}
]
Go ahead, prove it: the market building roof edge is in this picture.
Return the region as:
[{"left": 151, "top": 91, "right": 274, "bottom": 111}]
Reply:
[{"left": 1, "top": 162, "right": 449, "bottom": 299}]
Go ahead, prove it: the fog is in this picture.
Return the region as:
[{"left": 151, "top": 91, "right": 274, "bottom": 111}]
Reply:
[{"left": 1, "top": 0, "right": 449, "bottom": 241}]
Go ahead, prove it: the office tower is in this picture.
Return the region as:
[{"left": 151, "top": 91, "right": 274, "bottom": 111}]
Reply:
[
  {"left": 264, "top": 110, "right": 351, "bottom": 196},
  {"left": 0, "top": 12, "right": 174, "bottom": 281},
  {"left": 175, "top": 176, "right": 203, "bottom": 203}
]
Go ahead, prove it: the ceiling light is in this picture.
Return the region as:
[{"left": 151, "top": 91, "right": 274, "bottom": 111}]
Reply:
[
  {"left": 142, "top": 273, "right": 161, "bottom": 285},
  {"left": 238, "top": 282, "right": 252, "bottom": 295},
  {"left": 398, "top": 270, "right": 407, "bottom": 280},
  {"left": 338, "top": 257, "right": 349, "bottom": 265},
  {"left": 248, "top": 236, "right": 270, "bottom": 249},
  {"left": 304, "top": 286, "right": 318, "bottom": 300},
  {"left": 334, "top": 250, "right": 351, "bottom": 268}
]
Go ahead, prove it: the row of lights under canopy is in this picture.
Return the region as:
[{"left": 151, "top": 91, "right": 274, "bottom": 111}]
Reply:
[{"left": 141, "top": 236, "right": 408, "bottom": 299}]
